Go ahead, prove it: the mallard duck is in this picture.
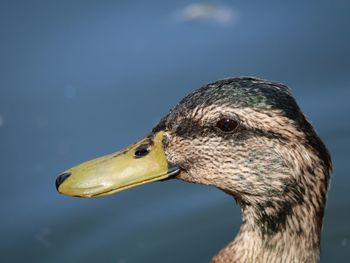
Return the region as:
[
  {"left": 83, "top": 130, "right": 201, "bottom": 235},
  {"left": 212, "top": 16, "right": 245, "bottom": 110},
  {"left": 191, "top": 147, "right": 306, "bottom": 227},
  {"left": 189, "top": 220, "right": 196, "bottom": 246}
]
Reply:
[{"left": 56, "top": 77, "right": 332, "bottom": 263}]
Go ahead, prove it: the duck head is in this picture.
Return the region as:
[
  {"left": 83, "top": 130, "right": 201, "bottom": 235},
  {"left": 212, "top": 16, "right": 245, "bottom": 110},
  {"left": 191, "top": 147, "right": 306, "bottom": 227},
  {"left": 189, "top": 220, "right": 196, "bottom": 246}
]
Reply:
[
  {"left": 56, "top": 77, "right": 332, "bottom": 262},
  {"left": 57, "top": 76, "right": 330, "bottom": 202}
]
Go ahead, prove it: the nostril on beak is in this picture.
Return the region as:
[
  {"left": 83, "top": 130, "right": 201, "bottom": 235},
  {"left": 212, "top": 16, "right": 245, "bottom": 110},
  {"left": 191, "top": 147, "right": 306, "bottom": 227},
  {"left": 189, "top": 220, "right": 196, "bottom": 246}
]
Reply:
[
  {"left": 134, "top": 144, "right": 150, "bottom": 158},
  {"left": 55, "top": 172, "right": 71, "bottom": 191}
]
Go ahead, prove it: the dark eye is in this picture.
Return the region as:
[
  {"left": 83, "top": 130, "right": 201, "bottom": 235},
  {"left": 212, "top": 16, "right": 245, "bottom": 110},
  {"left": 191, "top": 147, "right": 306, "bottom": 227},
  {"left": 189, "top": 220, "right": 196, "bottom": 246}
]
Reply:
[{"left": 216, "top": 117, "right": 239, "bottom": 133}]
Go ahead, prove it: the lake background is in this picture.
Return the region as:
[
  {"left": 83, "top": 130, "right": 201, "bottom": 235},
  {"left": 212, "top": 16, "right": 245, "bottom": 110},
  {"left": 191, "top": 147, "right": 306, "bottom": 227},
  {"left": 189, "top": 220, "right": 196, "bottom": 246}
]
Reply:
[{"left": 0, "top": 1, "right": 349, "bottom": 262}]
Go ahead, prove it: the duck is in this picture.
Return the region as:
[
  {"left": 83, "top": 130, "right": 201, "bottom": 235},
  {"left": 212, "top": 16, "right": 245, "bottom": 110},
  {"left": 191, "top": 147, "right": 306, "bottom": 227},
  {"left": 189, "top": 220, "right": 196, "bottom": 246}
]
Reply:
[{"left": 56, "top": 77, "right": 332, "bottom": 263}]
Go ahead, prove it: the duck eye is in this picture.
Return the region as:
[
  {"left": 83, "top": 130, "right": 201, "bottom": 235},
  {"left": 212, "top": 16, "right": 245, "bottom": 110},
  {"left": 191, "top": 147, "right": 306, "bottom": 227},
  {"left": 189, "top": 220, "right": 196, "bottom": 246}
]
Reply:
[{"left": 216, "top": 118, "right": 239, "bottom": 133}]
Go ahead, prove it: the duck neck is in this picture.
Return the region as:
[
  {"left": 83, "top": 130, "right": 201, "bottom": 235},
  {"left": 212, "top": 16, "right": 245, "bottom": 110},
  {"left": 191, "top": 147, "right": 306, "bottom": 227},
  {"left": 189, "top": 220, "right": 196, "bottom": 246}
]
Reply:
[{"left": 212, "top": 190, "right": 326, "bottom": 263}]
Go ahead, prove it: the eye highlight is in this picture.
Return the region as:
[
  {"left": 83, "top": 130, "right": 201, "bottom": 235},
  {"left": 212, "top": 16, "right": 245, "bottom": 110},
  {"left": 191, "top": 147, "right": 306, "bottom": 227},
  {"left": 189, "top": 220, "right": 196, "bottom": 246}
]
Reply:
[{"left": 216, "top": 117, "right": 239, "bottom": 133}]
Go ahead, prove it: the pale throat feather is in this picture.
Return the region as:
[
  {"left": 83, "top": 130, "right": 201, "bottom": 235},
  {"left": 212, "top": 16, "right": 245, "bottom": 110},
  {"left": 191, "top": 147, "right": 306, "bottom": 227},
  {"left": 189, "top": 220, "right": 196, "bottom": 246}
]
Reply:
[{"left": 210, "top": 138, "right": 330, "bottom": 263}]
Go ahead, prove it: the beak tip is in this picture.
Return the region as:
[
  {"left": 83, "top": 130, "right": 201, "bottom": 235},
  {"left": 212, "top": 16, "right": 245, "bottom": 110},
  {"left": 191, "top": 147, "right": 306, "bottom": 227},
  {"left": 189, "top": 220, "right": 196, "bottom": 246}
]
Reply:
[{"left": 55, "top": 172, "right": 72, "bottom": 191}]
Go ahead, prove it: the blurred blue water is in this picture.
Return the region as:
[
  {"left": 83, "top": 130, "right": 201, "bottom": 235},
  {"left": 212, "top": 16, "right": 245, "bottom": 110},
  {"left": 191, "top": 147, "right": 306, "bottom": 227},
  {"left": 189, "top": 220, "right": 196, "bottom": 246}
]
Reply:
[{"left": 0, "top": 1, "right": 349, "bottom": 262}]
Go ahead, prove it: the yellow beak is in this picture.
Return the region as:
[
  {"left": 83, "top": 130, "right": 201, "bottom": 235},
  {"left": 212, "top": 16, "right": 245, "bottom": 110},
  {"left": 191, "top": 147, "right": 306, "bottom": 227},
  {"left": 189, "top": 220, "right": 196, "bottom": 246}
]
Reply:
[{"left": 55, "top": 131, "right": 179, "bottom": 197}]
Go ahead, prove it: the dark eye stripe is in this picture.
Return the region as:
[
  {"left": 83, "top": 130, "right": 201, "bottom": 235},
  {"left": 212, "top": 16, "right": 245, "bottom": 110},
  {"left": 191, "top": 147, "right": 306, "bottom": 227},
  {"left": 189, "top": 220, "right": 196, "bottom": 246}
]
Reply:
[{"left": 170, "top": 117, "right": 286, "bottom": 142}]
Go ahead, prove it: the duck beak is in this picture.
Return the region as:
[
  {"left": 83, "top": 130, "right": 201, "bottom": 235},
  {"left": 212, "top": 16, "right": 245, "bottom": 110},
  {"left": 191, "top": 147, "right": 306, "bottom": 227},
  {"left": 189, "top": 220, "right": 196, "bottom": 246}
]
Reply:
[{"left": 55, "top": 131, "right": 180, "bottom": 197}]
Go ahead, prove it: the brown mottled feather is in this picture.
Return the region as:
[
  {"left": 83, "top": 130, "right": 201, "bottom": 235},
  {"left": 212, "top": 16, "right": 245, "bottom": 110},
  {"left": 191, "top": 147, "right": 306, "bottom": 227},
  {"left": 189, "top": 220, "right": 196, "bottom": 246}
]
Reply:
[{"left": 153, "top": 77, "right": 332, "bottom": 263}]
